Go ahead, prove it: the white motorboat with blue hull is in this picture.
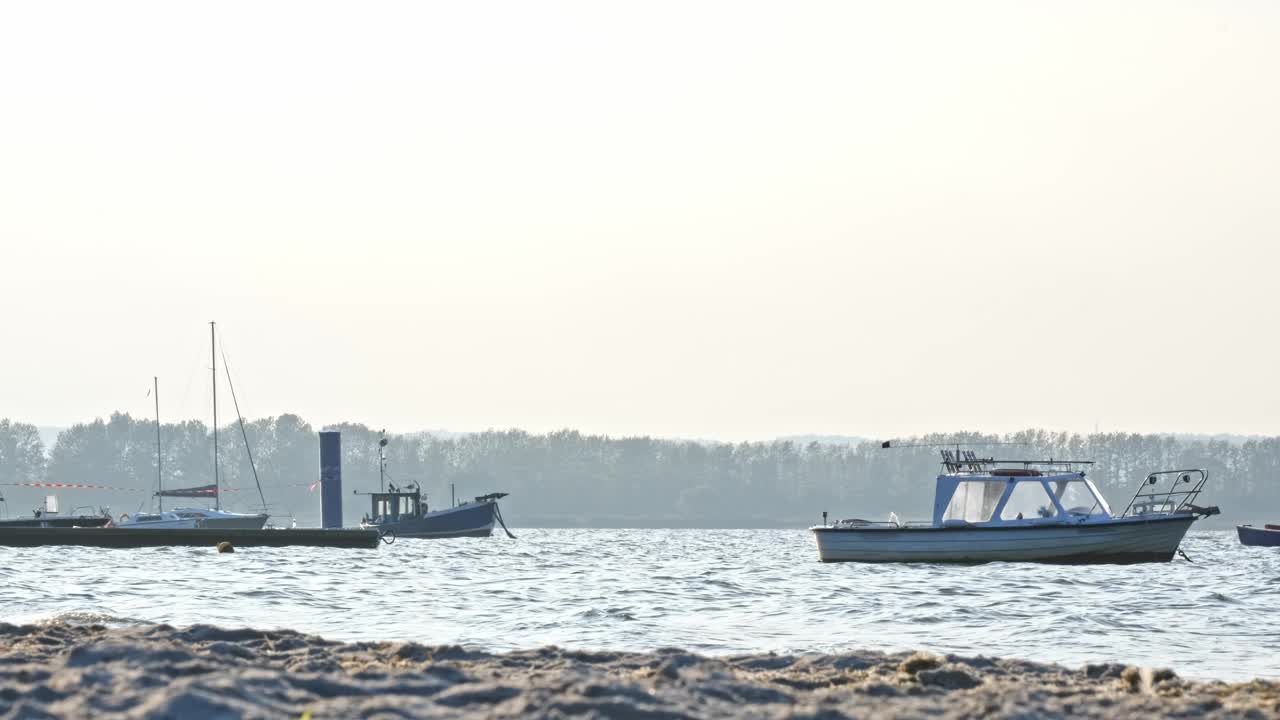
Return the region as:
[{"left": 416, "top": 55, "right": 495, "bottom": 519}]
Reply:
[
  {"left": 359, "top": 487, "right": 513, "bottom": 539},
  {"left": 811, "top": 451, "right": 1218, "bottom": 564},
  {"left": 813, "top": 515, "right": 1198, "bottom": 564}
]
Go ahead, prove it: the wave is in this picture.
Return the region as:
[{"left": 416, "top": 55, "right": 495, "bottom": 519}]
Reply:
[{"left": 18, "top": 610, "right": 152, "bottom": 628}]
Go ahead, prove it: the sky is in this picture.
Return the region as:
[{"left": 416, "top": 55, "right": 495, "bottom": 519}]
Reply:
[{"left": 1, "top": 1, "right": 1277, "bottom": 442}]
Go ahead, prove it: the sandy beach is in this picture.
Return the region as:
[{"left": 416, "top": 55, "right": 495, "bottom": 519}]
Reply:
[{"left": 0, "top": 622, "right": 1275, "bottom": 719}]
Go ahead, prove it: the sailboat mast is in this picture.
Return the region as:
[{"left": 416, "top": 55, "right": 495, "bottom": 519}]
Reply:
[
  {"left": 222, "top": 345, "right": 269, "bottom": 514},
  {"left": 155, "top": 376, "right": 162, "bottom": 513},
  {"left": 211, "top": 321, "right": 220, "bottom": 511}
]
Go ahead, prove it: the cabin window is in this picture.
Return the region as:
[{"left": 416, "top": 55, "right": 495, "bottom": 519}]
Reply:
[
  {"left": 1054, "top": 481, "right": 1105, "bottom": 516},
  {"left": 999, "top": 481, "right": 1057, "bottom": 520},
  {"left": 943, "top": 481, "right": 1004, "bottom": 523}
]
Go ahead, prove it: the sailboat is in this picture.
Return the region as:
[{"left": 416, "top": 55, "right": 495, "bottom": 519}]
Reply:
[{"left": 119, "top": 323, "right": 269, "bottom": 530}]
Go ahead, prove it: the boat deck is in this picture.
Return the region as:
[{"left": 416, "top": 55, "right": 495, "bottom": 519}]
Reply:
[{"left": 0, "top": 527, "right": 381, "bottom": 549}]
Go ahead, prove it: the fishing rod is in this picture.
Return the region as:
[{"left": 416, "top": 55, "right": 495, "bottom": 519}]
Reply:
[{"left": 880, "top": 439, "right": 1096, "bottom": 471}]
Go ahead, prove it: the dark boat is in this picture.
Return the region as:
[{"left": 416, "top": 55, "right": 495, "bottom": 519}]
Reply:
[
  {"left": 0, "top": 526, "right": 378, "bottom": 548},
  {"left": 0, "top": 511, "right": 111, "bottom": 528},
  {"left": 359, "top": 487, "right": 513, "bottom": 539},
  {"left": 1237, "top": 524, "right": 1280, "bottom": 547},
  {"left": 0, "top": 495, "right": 111, "bottom": 528}
]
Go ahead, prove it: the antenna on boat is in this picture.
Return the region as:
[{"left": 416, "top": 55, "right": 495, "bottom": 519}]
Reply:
[
  {"left": 880, "top": 439, "right": 1030, "bottom": 459},
  {"left": 879, "top": 439, "right": 1030, "bottom": 450},
  {"left": 378, "top": 430, "right": 388, "bottom": 493}
]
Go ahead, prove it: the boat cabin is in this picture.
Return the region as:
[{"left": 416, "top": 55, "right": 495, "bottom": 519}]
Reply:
[
  {"left": 931, "top": 451, "right": 1112, "bottom": 527},
  {"left": 361, "top": 487, "right": 425, "bottom": 525}
]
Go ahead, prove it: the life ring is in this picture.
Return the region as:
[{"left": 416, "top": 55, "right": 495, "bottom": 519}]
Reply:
[{"left": 119, "top": 513, "right": 129, "bottom": 522}]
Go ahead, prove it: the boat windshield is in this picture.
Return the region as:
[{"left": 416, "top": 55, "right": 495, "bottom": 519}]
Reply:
[{"left": 1053, "top": 480, "right": 1109, "bottom": 516}]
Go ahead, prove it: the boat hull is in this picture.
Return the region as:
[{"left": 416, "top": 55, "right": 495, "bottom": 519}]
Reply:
[
  {"left": 198, "top": 514, "right": 270, "bottom": 530},
  {"left": 0, "top": 516, "right": 110, "bottom": 528},
  {"left": 119, "top": 512, "right": 269, "bottom": 530},
  {"left": 363, "top": 500, "right": 497, "bottom": 539},
  {"left": 0, "top": 527, "right": 379, "bottom": 548},
  {"left": 811, "top": 515, "right": 1196, "bottom": 564},
  {"left": 119, "top": 519, "right": 201, "bottom": 529},
  {"left": 1237, "top": 525, "right": 1280, "bottom": 547}
]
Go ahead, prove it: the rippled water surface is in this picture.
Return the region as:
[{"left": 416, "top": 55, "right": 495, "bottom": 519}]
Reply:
[{"left": 2, "top": 529, "right": 1277, "bottom": 681}]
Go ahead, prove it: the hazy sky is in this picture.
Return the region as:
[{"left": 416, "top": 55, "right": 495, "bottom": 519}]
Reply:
[{"left": 1, "top": 1, "right": 1277, "bottom": 441}]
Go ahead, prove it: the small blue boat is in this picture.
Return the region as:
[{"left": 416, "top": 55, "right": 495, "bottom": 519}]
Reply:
[
  {"left": 1237, "top": 524, "right": 1280, "bottom": 547},
  {"left": 359, "top": 486, "right": 513, "bottom": 539}
]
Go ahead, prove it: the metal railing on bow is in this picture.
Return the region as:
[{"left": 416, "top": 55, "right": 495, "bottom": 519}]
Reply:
[{"left": 1118, "top": 469, "right": 1209, "bottom": 517}]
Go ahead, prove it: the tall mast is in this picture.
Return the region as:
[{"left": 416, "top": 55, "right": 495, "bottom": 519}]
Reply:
[
  {"left": 222, "top": 345, "right": 269, "bottom": 514},
  {"left": 211, "top": 321, "right": 220, "bottom": 510},
  {"left": 155, "top": 376, "right": 163, "bottom": 512}
]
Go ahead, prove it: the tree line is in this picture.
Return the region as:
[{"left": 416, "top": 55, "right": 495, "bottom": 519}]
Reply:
[{"left": 1, "top": 415, "right": 1275, "bottom": 527}]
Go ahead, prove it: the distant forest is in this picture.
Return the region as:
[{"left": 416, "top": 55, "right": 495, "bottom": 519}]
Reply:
[{"left": 1, "top": 415, "right": 1276, "bottom": 528}]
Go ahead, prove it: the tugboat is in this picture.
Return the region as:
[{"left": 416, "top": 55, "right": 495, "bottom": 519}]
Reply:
[
  {"left": 355, "top": 433, "right": 513, "bottom": 539},
  {"left": 811, "top": 448, "right": 1219, "bottom": 564},
  {"left": 358, "top": 484, "right": 512, "bottom": 538}
]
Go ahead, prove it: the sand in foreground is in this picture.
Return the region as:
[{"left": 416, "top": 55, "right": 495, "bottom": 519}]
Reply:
[{"left": 0, "top": 622, "right": 1276, "bottom": 719}]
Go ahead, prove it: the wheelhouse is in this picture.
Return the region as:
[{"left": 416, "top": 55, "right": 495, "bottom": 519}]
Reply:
[
  {"left": 361, "top": 488, "right": 424, "bottom": 524},
  {"left": 930, "top": 451, "right": 1112, "bottom": 527},
  {"left": 933, "top": 471, "right": 1112, "bottom": 526}
]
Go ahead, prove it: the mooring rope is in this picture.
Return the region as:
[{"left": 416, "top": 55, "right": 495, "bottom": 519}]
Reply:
[{"left": 494, "top": 503, "right": 516, "bottom": 539}]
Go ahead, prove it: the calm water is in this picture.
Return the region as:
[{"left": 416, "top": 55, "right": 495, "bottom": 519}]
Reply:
[{"left": 1, "top": 529, "right": 1277, "bottom": 681}]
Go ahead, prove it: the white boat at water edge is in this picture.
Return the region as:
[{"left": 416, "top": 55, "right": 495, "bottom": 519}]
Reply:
[
  {"left": 116, "top": 507, "right": 270, "bottom": 530},
  {"left": 174, "top": 507, "right": 269, "bottom": 529},
  {"left": 811, "top": 450, "right": 1219, "bottom": 564}
]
